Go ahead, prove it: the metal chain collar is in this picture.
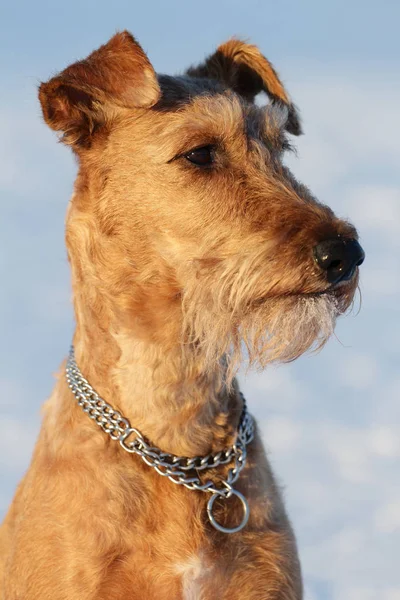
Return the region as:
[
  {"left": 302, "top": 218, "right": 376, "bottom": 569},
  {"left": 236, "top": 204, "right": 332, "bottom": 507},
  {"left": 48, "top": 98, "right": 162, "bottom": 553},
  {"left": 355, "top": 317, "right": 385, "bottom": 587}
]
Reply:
[{"left": 65, "top": 346, "right": 255, "bottom": 533}]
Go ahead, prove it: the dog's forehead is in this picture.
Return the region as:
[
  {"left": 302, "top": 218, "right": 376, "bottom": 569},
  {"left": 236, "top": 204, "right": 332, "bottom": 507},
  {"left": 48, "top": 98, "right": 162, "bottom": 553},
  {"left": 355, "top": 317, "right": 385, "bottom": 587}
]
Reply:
[
  {"left": 154, "top": 73, "right": 288, "bottom": 140},
  {"left": 155, "top": 74, "right": 225, "bottom": 110}
]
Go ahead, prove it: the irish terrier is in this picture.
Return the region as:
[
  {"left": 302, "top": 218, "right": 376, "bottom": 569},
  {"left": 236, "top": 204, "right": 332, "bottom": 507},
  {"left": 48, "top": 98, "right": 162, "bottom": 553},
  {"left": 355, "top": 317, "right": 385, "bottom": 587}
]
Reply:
[{"left": 0, "top": 31, "right": 364, "bottom": 599}]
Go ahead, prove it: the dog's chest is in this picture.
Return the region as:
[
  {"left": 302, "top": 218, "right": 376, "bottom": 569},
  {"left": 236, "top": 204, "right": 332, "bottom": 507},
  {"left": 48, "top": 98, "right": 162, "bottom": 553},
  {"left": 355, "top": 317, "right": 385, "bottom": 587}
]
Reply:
[{"left": 175, "top": 553, "right": 213, "bottom": 599}]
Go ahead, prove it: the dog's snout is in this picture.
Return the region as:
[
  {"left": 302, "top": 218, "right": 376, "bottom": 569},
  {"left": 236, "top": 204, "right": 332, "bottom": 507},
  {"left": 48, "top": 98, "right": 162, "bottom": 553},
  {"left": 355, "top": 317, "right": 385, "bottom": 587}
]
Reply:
[{"left": 313, "top": 238, "right": 365, "bottom": 285}]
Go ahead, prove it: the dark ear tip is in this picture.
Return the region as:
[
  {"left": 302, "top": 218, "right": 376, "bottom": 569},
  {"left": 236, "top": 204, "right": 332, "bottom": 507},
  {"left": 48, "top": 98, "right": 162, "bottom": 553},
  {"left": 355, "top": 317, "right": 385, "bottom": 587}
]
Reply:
[
  {"left": 118, "top": 29, "right": 133, "bottom": 38},
  {"left": 38, "top": 78, "right": 59, "bottom": 102},
  {"left": 286, "top": 105, "right": 303, "bottom": 136},
  {"left": 38, "top": 80, "right": 49, "bottom": 99},
  {"left": 111, "top": 30, "right": 135, "bottom": 45},
  {"left": 108, "top": 30, "right": 143, "bottom": 55},
  {"left": 38, "top": 80, "right": 54, "bottom": 122}
]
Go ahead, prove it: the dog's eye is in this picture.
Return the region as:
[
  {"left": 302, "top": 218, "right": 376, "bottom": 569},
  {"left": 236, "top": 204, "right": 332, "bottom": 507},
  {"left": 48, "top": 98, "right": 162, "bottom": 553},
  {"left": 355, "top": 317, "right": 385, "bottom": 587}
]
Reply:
[{"left": 184, "top": 146, "right": 215, "bottom": 167}]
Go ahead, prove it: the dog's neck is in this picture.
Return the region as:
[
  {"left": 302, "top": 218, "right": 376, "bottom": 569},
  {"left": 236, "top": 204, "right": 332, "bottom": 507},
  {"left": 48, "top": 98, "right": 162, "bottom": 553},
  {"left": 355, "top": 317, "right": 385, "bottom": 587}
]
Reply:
[
  {"left": 54, "top": 198, "right": 242, "bottom": 457},
  {"left": 68, "top": 308, "right": 241, "bottom": 458}
]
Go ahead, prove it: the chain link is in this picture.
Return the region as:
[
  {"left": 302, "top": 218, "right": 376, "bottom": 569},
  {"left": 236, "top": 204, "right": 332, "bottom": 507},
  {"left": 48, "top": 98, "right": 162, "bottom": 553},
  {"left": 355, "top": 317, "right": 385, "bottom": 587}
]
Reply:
[{"left": 65, "top": 346, "right": 255, "bottom": 532}]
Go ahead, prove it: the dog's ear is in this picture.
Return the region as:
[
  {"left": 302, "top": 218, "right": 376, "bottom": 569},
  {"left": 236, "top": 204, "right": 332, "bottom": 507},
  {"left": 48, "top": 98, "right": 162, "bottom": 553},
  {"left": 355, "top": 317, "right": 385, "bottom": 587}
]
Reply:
[
  {"left": 39, "top": 31, "right": 160, "bottom": 148},
  {"left": 186, "top": 39, "right": 301, "bottom": 136}
]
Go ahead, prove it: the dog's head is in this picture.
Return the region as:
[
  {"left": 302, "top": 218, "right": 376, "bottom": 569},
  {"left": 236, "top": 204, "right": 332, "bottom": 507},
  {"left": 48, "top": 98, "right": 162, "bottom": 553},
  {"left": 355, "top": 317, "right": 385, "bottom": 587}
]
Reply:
[{"left": 39, "top": 31, "right": 364, "bottom": 376}]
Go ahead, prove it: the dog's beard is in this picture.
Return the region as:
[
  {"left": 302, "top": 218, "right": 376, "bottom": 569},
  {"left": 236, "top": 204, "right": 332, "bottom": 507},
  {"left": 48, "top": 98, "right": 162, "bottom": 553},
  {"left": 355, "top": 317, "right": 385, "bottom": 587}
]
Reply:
[{"left": 181, "top": 261, "right": 356, "bottom": 385}]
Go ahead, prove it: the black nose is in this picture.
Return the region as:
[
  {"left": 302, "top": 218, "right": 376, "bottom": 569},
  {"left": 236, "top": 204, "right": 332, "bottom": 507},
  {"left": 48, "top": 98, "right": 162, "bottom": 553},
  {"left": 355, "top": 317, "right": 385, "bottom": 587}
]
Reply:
[{"left": 314, "top": 238, "right": 365, "bottom": 284}]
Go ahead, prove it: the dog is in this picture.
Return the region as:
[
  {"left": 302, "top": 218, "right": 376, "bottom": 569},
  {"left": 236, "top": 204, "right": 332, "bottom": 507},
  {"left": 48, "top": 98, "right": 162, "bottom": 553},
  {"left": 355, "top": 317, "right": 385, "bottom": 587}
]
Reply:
[{"left": 0, "top": 31, "right": 364, "bottom": 599}]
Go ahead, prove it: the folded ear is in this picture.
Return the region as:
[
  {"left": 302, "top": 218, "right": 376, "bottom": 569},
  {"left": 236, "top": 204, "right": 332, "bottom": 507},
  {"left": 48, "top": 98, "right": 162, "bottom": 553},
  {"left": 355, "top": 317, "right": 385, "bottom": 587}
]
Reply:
[
  {"left": 186, "top": 39, "right": 301, "bottom": 136},
  {"left": 39, "top": 31, "right": 161, "bottom": 148}
]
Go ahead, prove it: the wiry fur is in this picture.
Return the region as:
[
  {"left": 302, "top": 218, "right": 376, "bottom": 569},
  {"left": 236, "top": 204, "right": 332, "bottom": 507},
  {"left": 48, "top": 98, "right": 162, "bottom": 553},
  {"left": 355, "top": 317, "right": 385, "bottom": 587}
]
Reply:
[
  {"left": 0, "top": 31, "right": 362, "bottom": 599},
  {"left": 183, "top": 283, "right": 341, "bottom": 383}
]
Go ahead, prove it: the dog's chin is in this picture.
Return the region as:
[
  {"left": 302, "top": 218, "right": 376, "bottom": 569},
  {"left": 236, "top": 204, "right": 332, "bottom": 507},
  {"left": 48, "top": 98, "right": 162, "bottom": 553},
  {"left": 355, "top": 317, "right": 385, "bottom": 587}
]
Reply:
[
  {"left": 183, "top": 289, "right": 341, "bottom": 385},
  {"left": 244, "top": 291, "right": 339, "bottom": 366},
  {"left": 182, "top": 271, "right": 358, "bottom": 385}
]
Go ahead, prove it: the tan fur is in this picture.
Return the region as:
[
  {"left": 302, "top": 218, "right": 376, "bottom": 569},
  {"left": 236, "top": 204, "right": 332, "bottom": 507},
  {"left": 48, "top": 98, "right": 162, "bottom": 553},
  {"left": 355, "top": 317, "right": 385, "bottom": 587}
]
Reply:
[{"left": 0, "top": 31, "right": 361, "bottom": 599}]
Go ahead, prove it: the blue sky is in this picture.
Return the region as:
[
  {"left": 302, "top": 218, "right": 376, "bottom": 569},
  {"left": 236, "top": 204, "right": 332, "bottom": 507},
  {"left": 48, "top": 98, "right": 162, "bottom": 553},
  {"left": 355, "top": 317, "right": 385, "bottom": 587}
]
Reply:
[{"left": 1, "top": 1, "right": 399, "bottom": 598}]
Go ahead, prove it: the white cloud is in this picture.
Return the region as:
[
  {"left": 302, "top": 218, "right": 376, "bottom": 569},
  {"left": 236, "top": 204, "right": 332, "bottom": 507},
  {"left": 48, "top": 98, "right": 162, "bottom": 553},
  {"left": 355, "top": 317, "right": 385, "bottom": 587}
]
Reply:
[
  {"left": 338, "top": 352, "right": 379, "bottom": 390},
  {"left": 374, "top": 500, "right": 400, "bottom": 534},
  {"left": 0, "top": 417, "right": 38, "bottom": 472},
  {"left": 345, "top": 185, "right": 400, "bottom": 246},
  {"left": 285, "top": 74, "right": 400, "bottom": 224},
  {"left": 0, "top": 379, "right": 27, "bottom": 409},
  {"left": 330, "top": 526, "right": 367, "bottom": 556},
  {"left": 0, "top": 99, "right": 75, "bottom": 200},
  {"left": 368, "top": 427, "right": 400, "bottom": 459},
  {"left": 361, "top": 261, "right": 400, "bottom": 299},
  {"left": 384, "top": 378, "right": 400, "bottom": 407},
  {"left": 242, "top": 365, "right": 308, "bottom": 413},
  {"left": 32, "top": 279, "right": 72, "bottom": 323},
  {"left": 334, "top": 585, "right": 400, "bottom": 600},
  {"left": 259, "top": 415, "right": 301, "bottom": 453}
]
